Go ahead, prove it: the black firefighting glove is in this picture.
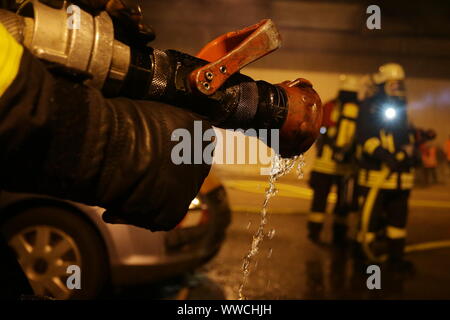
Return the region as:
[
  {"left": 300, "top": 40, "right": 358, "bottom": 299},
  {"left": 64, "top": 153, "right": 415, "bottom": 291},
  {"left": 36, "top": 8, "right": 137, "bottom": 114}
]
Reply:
[
  {"left": 0, "top": 39, "right": 213, "bottom": 231},
  {"left": 99, "top": 100, "right": 213, "bottom": 231},
  {"left": 372, "top": 146, "right": 402, "bottom": 171},
  {"left": 38, "top": 0, "right": 155, "bottom": 44},
  {"left": 332, "top": 145, "right": 353, "bottom": 163}
]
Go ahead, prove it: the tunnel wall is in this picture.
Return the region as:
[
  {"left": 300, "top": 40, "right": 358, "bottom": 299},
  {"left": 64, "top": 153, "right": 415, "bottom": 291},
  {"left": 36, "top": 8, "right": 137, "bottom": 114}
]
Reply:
[{"left": 213, "top": 67, "right": 450, "bottom": 180}]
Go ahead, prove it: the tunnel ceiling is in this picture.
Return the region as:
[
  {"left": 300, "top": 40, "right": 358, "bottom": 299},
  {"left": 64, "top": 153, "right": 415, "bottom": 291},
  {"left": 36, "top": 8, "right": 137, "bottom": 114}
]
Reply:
[{"left": 142, "top": 0, "right": 450, "bottom": 79}]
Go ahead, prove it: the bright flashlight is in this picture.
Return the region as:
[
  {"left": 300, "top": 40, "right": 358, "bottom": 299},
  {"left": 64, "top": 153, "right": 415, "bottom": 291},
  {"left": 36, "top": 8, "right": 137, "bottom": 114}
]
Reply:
[{"left": 384, "top": 107, "right": 397, "bottom": 120}]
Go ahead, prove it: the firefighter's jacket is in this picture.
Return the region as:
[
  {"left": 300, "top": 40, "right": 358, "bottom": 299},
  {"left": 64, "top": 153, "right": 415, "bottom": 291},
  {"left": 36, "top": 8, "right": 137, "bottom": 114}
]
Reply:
[
  {"left": 313, "top": 92, "right": 359, "bottom": 176},
  {"left": 356, "top": 91, "right": 415, "bottom": 190}
]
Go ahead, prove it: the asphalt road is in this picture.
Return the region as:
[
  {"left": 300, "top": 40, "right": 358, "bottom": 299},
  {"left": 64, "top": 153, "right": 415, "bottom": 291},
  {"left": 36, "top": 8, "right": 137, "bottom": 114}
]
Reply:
[
  {"left": 111, "top": 178, "right": 450, "bottom": 300},
  {"left": 189, "top": 179, "right": 450, "bottom": 300}
]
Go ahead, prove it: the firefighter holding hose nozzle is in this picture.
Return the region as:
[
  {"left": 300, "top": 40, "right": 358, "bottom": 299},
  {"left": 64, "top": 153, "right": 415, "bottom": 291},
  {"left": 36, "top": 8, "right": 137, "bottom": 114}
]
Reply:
[
  {"left": 0, "top": 0, "right": 322, "bottom": 232},
  {"left": 0, "top": 0, "right": 322, "bottom": 298}
]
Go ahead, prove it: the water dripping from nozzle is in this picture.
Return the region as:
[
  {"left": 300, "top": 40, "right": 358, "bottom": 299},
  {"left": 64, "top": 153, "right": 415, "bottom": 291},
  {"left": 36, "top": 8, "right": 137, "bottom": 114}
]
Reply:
[
  {"left": 238, "top": 154, "right": 302, "bottom": 300},
  {"left": 267, "top": 248, "right": 273, "bottom": 259}
]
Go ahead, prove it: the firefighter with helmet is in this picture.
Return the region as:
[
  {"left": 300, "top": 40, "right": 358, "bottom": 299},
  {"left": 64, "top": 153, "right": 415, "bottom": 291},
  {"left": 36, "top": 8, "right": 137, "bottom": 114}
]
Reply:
[
  {"left": 307, "top": 74, "right": 360, "bottom": 246},
  {"left": 355, "top": 63, "right": 417, "bottom": 273}
]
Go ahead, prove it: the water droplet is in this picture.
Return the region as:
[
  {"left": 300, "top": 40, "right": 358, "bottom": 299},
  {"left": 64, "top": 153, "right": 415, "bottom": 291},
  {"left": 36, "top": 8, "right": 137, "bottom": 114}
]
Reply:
[
  {"left": 246, "top": 221, "right": 252, "bottom": 230},
  {"left": 296, "top": 153, "right": 306, "bottom": 179},
  {"left": 242, "top": 259, "right": 250, "bottom": 271},
  {"left": 267, "top": 229, "right": 276, "bottom": 239},
  {"left": 267, "top": 248, "right": 273, "bottom": 259}
]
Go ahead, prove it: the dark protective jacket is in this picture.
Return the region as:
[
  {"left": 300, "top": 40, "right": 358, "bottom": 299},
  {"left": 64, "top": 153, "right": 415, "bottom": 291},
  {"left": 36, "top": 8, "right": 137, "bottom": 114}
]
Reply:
[
  {"left": 356, "top": 86, "right": 415, "bottom": 190},
  {"left": 0, "top": 22, "right": 211, "bottom": 231}
]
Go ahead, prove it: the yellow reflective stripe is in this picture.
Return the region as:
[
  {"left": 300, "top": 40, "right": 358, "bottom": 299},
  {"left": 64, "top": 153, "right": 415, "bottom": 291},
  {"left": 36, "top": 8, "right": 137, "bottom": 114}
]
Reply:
[
  {"left": 380, "top": 130, "right": 388, "bottom": 151},
  {"left": 364, "top": 137, "right": 381, "bottom": 154},
  {"left": 313, "top": 144, "right": 354, "bottom": 175},
  {"left": 330, "top": 106, "right": 339, "bottom": 123},
  {"left": 342, "top": 103, "right": 358, "bottom": 119},
  {"left": 387, "top": 226, "right": 407, "bottom": 239},
  {"left": 396, "top": 151, "right": 405, "bottom": 161},
  {"left": 327, "top": 126, "right": 336, "bottom": 138},
  {"left": 380, "top": 130, "right": 386, "bottom": 149},
  {"left": 358, "top": 169, "right": 414, "bottom": 189},
  {"left": 0, "top": 23, "right": 23, "bottom": 97},
  {"left": 387, "top": 133, "right": 395, "bottom": 154},
  {"left": 308, "top": 212, "right": 325, "bottom": 223},
  {"left": 380, "top": 130, "right": 395, "bottom": 153},
  {"left": 322, "top": 144, "right": 332, "bottom": 160},
  {"left": 313, "top": 145, "right": 335, "bottom": 173},
  {"left": 313, "top": 161, "right": 352, "bottom": 175},
  {"left": 313, "top": 152, "right": 353, "bottom": 175},
  {"left": 358, "top": 195, "right": 365, "bottom": 207},
  {"left": 335, "top": 119, "right": 355, "bottom": 147},
  {"left": 409, "top": 133, "right": 415, "bottom": 144},
  {"left": 357, "top": 231, "right": 375, "bottom": 243}
]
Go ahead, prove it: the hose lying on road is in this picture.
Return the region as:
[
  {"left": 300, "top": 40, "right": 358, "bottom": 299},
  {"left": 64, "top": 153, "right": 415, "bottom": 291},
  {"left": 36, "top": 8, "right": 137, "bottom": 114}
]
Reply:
[
  {"left": 360, "top": 167, "right": 390, "bottom": 263},
  {"left": 360, "top": 167, "right": 450, "bottom": 262}
]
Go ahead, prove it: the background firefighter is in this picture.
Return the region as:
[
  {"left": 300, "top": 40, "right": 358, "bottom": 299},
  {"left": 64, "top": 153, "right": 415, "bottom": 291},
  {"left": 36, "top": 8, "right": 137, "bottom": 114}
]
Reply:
[
  {"left": 307, "top": 75, "right": 360, "bottom": 246},
  {"left": 355, "top": 63, "right": 417, "bottom": 273}
]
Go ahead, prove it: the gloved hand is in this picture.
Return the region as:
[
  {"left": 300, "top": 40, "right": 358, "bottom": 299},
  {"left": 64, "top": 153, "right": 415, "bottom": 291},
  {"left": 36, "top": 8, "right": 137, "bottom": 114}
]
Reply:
[
  {"left": 39, "top": 0, "right": 155, "bottom": 43},
  {"left": 396, "top": 149, "right": 416, "bottom": 171},
  {"left": 332, "top": 150, "right": 345, "bottom": 163},
  {"left": 0, "top": 36, "right": 213, "bottom": 231},
  {"left": 373, "top": 146, "right": 401, "bottom": 171},
  {"left": 332, "top": 145, "right": 353, "bottom": 163},
  {"left": 99, "top": 100, "right": 213, "bottom": 231}
]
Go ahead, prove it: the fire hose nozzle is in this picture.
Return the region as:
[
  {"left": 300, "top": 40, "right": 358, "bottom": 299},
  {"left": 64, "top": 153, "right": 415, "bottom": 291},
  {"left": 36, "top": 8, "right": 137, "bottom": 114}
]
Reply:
[
  {"left": 0, "top": 2, "right": 323, "bottom": 157},
  {"left": 193, "top": 21, "right": 322, "bottom": 157},
  {"left": 277, "top": 79, "right": 323, "bottom": 157}
]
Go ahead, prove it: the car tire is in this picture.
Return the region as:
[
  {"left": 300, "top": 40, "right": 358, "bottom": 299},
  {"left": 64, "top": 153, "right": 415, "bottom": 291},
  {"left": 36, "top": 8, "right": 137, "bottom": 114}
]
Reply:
[{"left": 1, "top": 205, "right": 109, "bottom": 300}]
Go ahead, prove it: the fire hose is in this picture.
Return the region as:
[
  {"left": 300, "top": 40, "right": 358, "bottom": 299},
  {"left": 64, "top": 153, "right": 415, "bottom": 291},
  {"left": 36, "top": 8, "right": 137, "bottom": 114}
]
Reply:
[
  {"left": 360, "top": 167, "right": 450, "bottom": 262},
  {"left": 0, "top": 0, "right": 323, "bottom": 157},
  {"left": 360, "top": 167, "right": 390, "bottom": 263}
]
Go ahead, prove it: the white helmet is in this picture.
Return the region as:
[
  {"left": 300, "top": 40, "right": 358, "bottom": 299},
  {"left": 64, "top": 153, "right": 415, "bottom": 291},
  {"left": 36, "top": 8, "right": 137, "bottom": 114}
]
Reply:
[
  {"left": 373, "top": 63, "right": 405, "bottom": 84},
  {"left": 338, "top": 74, "right": 359, "bottom": 92}
]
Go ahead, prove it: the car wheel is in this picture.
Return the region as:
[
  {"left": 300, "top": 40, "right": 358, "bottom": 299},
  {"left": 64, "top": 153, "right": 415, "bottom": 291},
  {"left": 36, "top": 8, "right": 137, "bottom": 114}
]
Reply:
[{"left": 1, "top": 205, "right": 108, "bottom": 300}]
